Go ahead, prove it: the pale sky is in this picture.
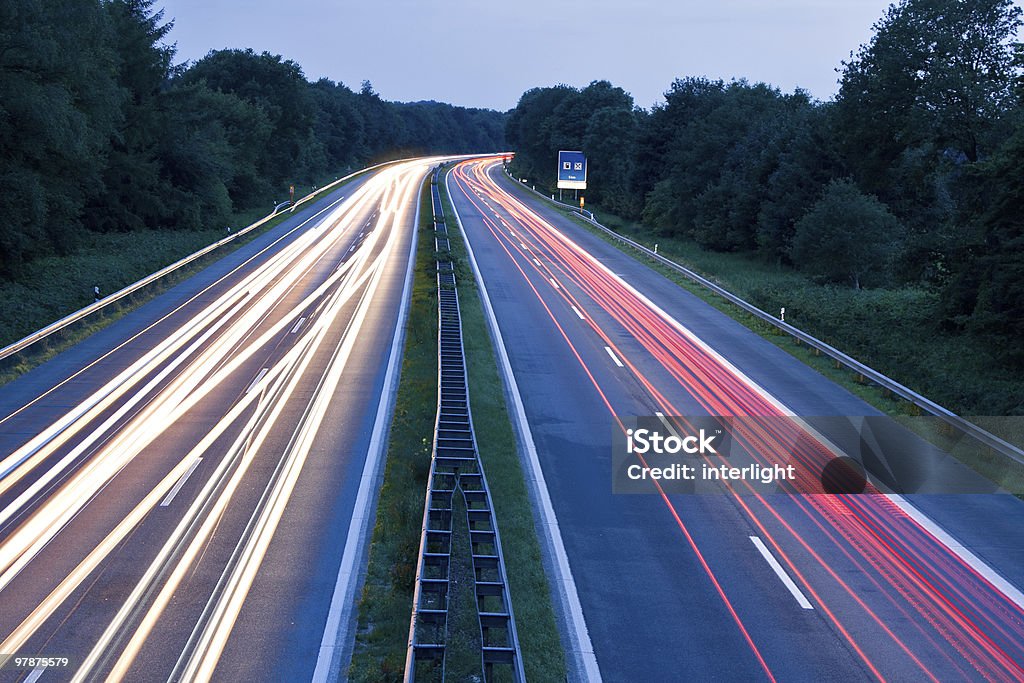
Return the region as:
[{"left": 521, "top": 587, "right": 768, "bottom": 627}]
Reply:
[{"left": 152, "top": 1, "right": 994, "bottom": 111}]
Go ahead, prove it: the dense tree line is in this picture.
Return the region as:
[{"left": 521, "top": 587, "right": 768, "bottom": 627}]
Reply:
[
  {"left": 506, "top": 0, "right": 1023, "bottom": 367},
  {"left": 0, "top": 0, "right": 505, "bottom": 278}
]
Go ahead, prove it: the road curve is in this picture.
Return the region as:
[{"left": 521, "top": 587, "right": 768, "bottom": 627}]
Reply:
[
  {"left": 447, "top": 158, "right": 1024, "bottom": 682},
  {"left": 0, "top": 158, "right": 443, "bottom": 682}
]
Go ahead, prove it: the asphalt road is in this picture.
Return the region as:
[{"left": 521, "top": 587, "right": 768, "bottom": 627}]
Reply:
[
  {"left": 0, "top": 158, "right": 443, "bottom": 682},
  {"left": 448, "top": 159, "right": 1024, "bottom": 682}
]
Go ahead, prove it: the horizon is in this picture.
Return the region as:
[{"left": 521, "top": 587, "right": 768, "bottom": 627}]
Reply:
[{"left": 156, "top": 0, "right": 921, "bottom": 111}]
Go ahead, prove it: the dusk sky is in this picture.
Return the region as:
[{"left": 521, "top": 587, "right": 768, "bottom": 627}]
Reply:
[{"left": 156, "top": 1, "right": 932, "bottom": 110}]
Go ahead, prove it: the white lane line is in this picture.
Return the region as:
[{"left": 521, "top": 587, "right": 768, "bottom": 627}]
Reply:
[
  {"left": 549, "top": 278, "right": 560, "bottom": 289},
  {"left": 244, "top": 368, "right": 269, "bottom": 395},
  {"left": 290, "top": 317, "right": 306, "bottom": 334},
  {"left": 605, "top": 346, "right": 624, "bottom": 368},
  {"left": 533, "top": 258, "right": 542, "bottom": 267},
  {"left": 570, "top": 305, "right": 586, "bottom": 320},
  {"left": 654, "top": 411, "right": 680, "bottom": 438},
  {"left": 160, "top": 458, "right": 203, "bottom": 507},
  {"left": 25, "top": 669, "right": 44, "bottom": 683},
  {"left": 520, "top": 243, "right": 529, "bottom": 250},
  {"left": 750, "top": 536, "right": 814, "bottom": 610},
  {"left": 449, "top": 168, "right": 601, "bottom": 681}
]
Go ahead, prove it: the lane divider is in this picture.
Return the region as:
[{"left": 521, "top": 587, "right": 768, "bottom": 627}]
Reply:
[
  {"left": 749, "top": 536, "right": 814, "bottom": 610},
  {"left": 604, "top": 347, "right": 624, "bottom": 368}
]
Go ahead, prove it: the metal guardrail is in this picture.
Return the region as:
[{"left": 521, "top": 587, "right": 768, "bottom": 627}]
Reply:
[
  {"left": 405, "top": 168, "right": 525, "bottom": 682},
  {"left": 0, "top": 158, "right": 414, "bottom": 367},
  {"left": 504, "top": 168, "right": 1024, "bottom": 469}
]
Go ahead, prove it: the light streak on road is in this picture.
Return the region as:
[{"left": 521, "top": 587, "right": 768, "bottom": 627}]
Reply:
[
  {"left": 451, "top": 158, "right": 1024, "bottom": 682},
  {"left": 0, "top": 158, "right": 440, "bottom": 680}
]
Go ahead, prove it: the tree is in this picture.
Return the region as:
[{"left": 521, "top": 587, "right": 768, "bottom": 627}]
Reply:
[
  {"left": 757, "top": 105, "right": 846, "bottom": 263},
  {"left": 791, "top": 179, "right": 902, "bottom": 289},
  {"left": 182, "top": 49, "right": 326, "bottom": 185},
  {"left": 505, "top": 85, "right": 577, "bottom": 182},
  {"left": 639, "top": 80, "right": 802, "bottom": 245},
  {"left": 692, "top": 89, "right": 814, "bottom": 252},
  {"left": 0, "top": 0, "right": 121, "bottom": 275},
  {"left": 88, "top": 0, "right": 175, "bottom": 233},
  {"left": 942, "top": 127, "right": 1024, "bottom": 366},
  {"left": 583, "top": 106, "right": 639, "bottom": 216},
  {"left": 837, "top": 0, "right": 1022, "bottom": 168}
]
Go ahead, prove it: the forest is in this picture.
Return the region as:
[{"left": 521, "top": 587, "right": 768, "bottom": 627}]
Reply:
[
  {"left": 0, "top": 0, "right": 506, "bottom": 279},
  {"left": 506, "top": 0, "right": 1024, "bottom": 381}
]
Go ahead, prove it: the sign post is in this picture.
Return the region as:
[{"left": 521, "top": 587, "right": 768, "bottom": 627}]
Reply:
[
  {"left": 289, "top": 184, "right": 295, "bottom": 204},
  {"left": 557, "top": 151, "right": 587, "bottom": 192}
]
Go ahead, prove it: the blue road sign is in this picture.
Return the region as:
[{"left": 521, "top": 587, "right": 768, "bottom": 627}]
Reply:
[{"left": 557, "top": 150, "right": 587, "bottom": 190}]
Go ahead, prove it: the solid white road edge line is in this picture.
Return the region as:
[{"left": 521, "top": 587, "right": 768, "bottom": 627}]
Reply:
[
  {"left": 886, "top": 495, "right": 1024, "bottom": 610},
  {"left": 447, "top": 167, "right": 602, "bottom": 683},
  {"left": 310, "top": 170, "right": 422, "bottom": 683},
  {"left": 750, "top": 536, "right": 814, "bottom": 610}
]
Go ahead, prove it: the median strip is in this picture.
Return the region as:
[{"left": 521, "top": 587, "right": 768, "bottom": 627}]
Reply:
[{"left": 350, "top": 166, "right": 567, "bottom": 681}]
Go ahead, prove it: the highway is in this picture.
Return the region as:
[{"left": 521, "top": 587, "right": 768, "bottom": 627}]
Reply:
[
  {"left": 0, "top": 158, "right": 441, "bottom": 682},
  {"left": 447, "top": 158, "right": 1024, "bottom": 682}
]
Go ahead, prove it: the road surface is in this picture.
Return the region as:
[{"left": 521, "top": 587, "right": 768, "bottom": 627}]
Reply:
[
  {"left": 0, "top": 158, "right": 442, "bottom": 682},
  {"left": 447, "top": 158, "right": 1024, "bottom": 682}
]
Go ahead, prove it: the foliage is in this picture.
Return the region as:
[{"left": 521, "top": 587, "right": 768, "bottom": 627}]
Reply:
[
  {"left": 505, "top": 80, "right": 639, "bottom": 212},
  {"left": 0, "top": 0, "right": 121, "bottom": 273},
  {"left": 943, "top": 127, "right": 1024, "bottom": 366},
  {"left": 791, "top": 179, "right": 902, "bottom": 289},
  {"left": 503, "top": 0, "right": 1024, "bottom": 368},
  {"left": 0, "top": 1, "right": 506, "bottom": 279}
]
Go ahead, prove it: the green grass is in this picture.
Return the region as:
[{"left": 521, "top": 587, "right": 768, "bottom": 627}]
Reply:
[
  {"left": 441, "top": 174, "right": 567, "bottom": 681},
  {"left": 351, "top": 171, "right": 567, "bottom": 681},
  {"left": 499, "top": 177, "right": 1024, "bottom": 495},
  {"left": 350, "top": 184, "right": 438, "bottom": 682},
  {"left": 443, "top": 483, "right": 486, "bottom": 682},
  {"left": 0, "top": 170, "right": 359, "bottom": 387}
]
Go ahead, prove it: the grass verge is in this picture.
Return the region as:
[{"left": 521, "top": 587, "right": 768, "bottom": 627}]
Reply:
[
  {"left": 350, "top": 172, "right": 567, "bottom": 681},
  {"left": 0, "top": 170, "right": 361, "bottom": 387},
  {"left": 500, "top": 176, "right": 1024, "bottom": 495},
  {"left": 440, "top": 173, "right": 567, "bottom": 680}
]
